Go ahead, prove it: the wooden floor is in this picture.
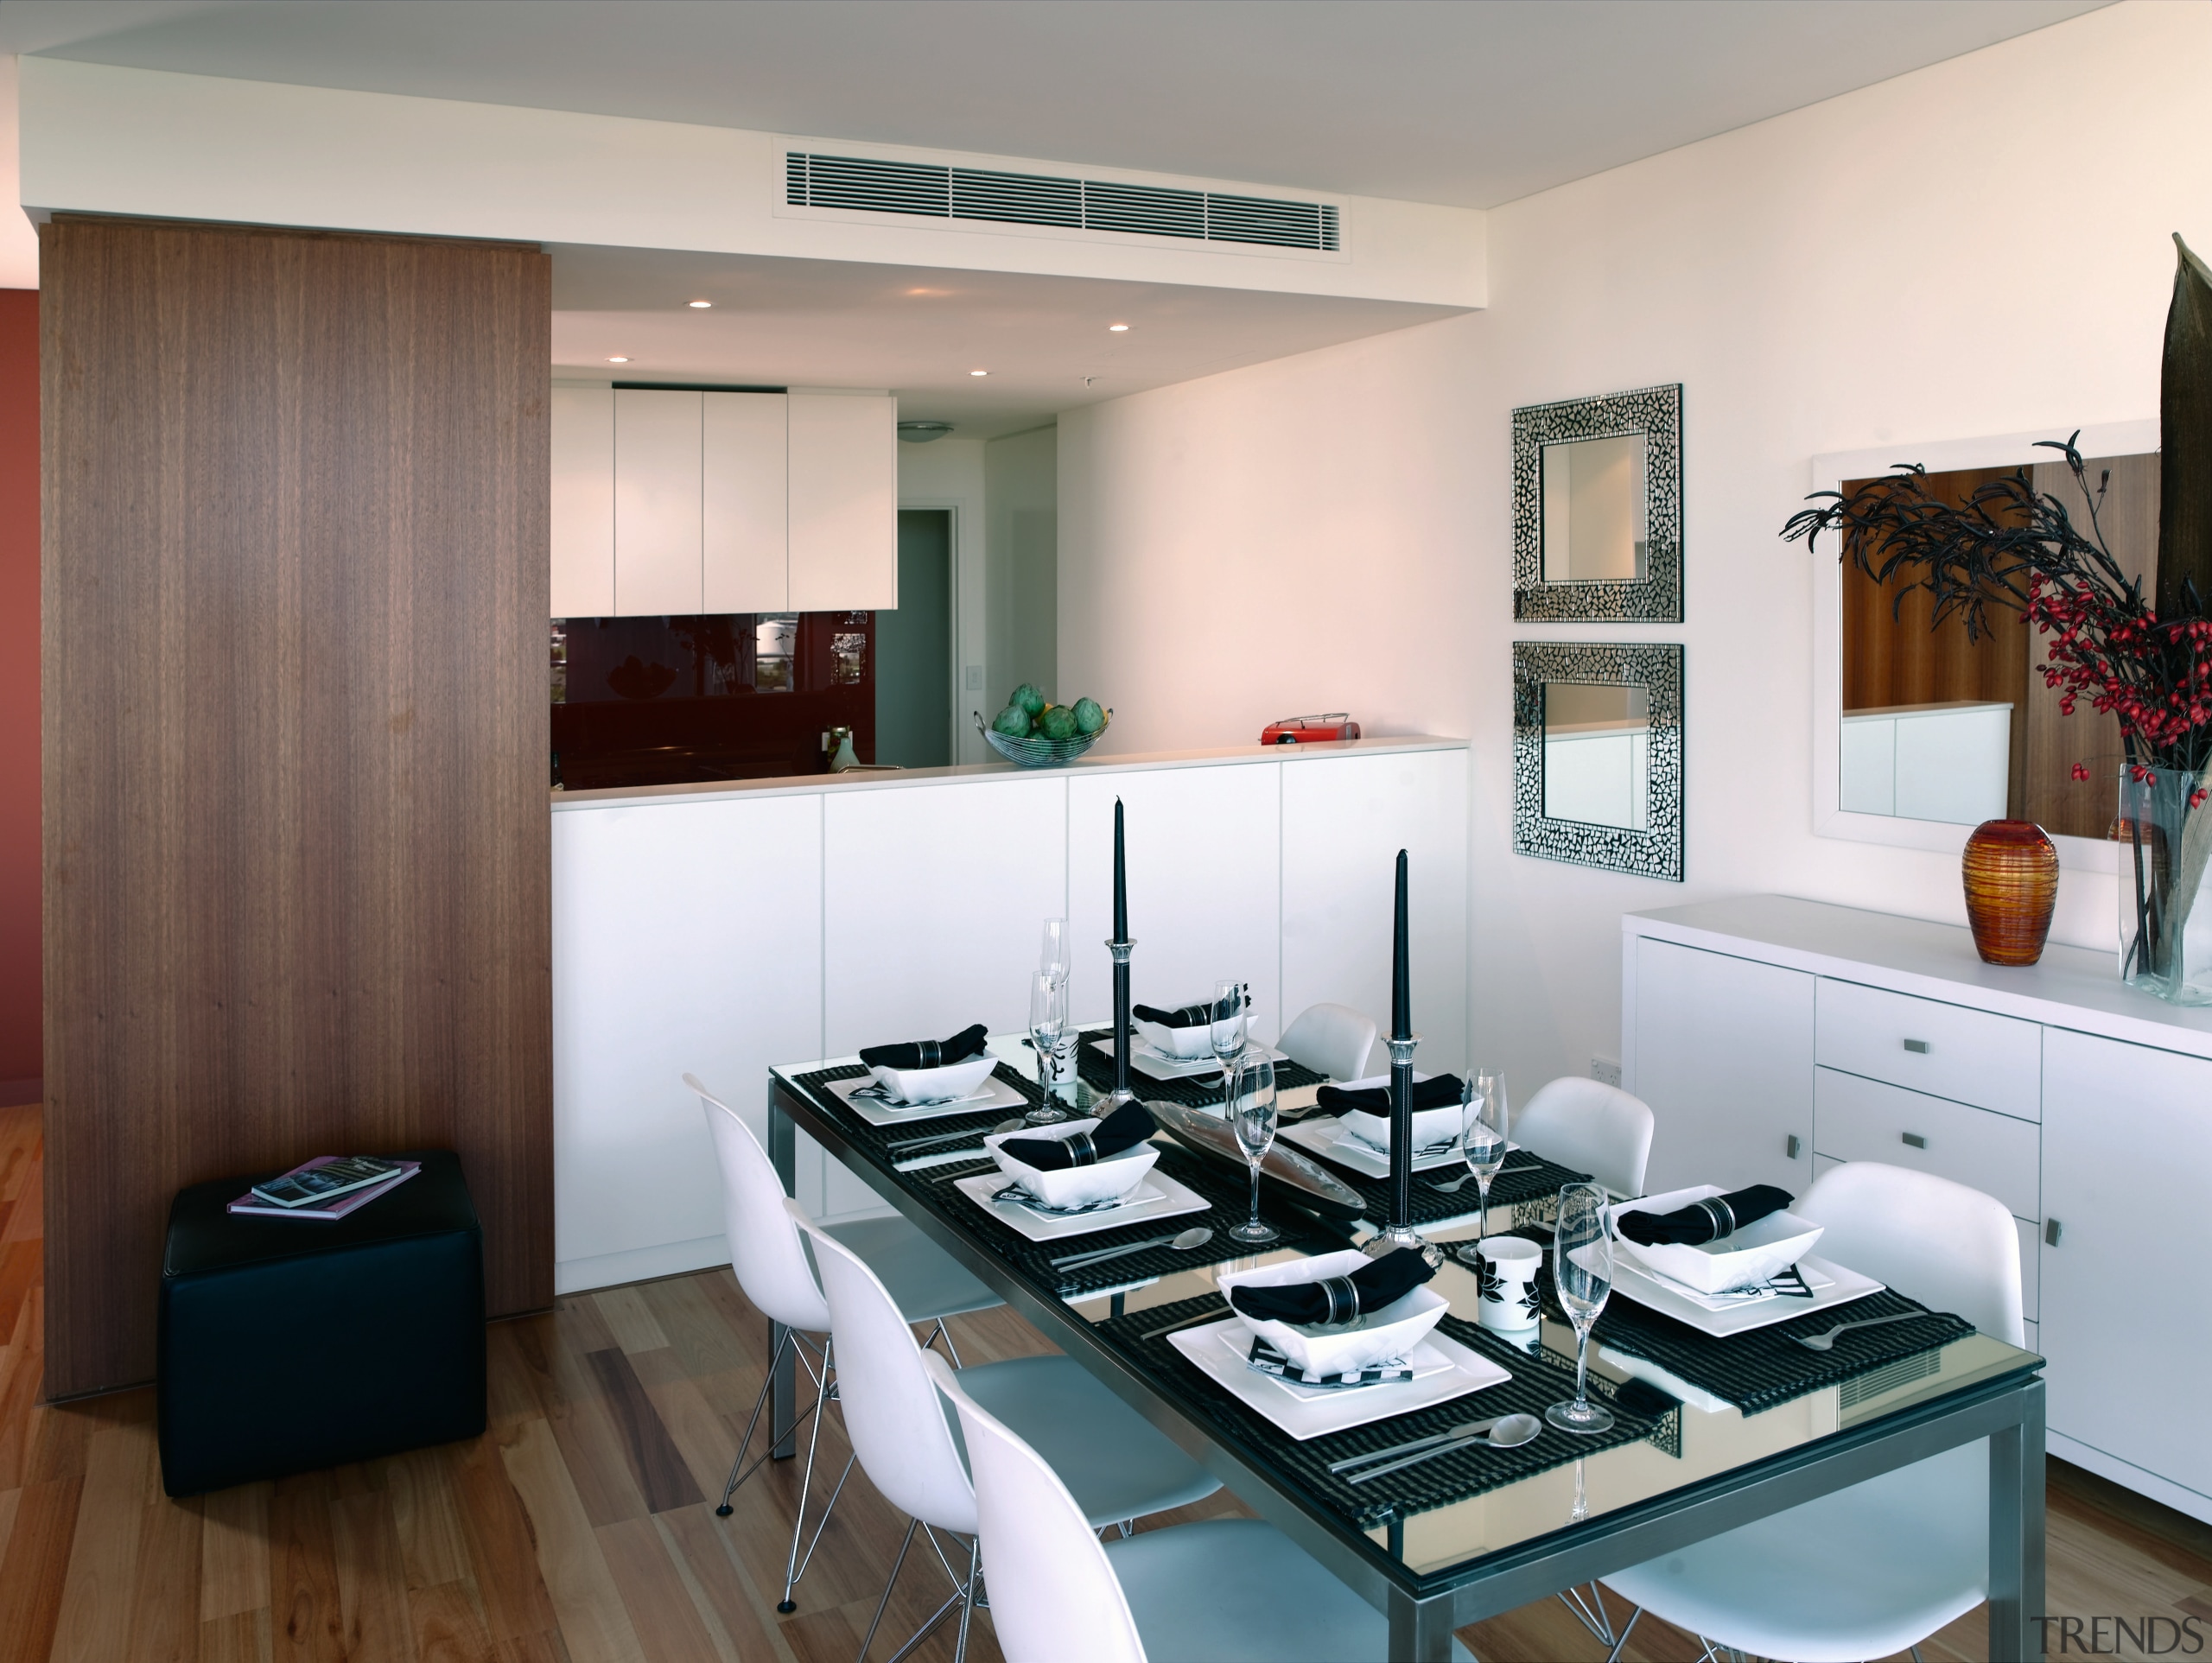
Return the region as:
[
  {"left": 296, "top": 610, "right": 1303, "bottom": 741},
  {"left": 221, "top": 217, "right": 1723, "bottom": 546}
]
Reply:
[{"left": 1, "top": 1101, "right": 2209, "bottom": 1662}]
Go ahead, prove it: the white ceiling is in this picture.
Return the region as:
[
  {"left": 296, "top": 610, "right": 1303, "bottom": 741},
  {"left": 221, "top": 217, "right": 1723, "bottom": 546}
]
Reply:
[
  {"left": 4, "top": 0, "right": 2106, "bottom": 211},
  {"left": 551, "top": 245, "right": 1459, "bottom": 439}
]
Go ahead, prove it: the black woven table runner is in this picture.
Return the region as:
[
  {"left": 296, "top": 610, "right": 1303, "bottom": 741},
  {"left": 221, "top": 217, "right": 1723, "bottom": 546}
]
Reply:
[
  {"left": 785, "top": 1063, "right": 1341, "bottom": 1297},
  {"left": 1073, "top": 1036, "right": 1591, "bottom": 1228},
  {"left": 1520, "top": 1254, "right": 1977, "bottom": 1416},
  {"left": 1095, "top": 1297, "right": 1679, "bottom": 1527}
]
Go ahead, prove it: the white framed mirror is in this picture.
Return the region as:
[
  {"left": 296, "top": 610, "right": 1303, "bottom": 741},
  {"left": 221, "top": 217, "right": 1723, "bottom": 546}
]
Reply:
[{"left": 1808, "top": 418, "right": 2158, "bottom": 873}]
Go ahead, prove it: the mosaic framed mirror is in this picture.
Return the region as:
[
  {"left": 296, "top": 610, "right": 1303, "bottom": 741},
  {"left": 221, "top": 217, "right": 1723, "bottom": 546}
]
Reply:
[
  {"left": 1513, "top": 384, "right": 1683, "bottom": 622},
  {"left": 1513, "top": 641, "right": 1685, "bottom": 880}
]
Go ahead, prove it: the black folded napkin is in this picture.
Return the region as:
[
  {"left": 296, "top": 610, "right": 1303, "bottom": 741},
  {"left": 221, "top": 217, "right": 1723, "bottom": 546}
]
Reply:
[
  {"left": 998, "top": 1101, "right": 1157, "bottom": 1171},
  {"left": 1228, "top": 1247, "right": 1436, "bottom": 1328},
  {"left": 858, "top": 1023, "right": 989, "bottom": 1071},
  {"left": 1315, "top": 1074, "right": 1466, "bottom": 1118},
  {"left": 1617, "top": 1184, "right": 1794, "bottom": 1247},
  {"left": 1133, "top": 999, "right": 1233, "bottom": 1030}
]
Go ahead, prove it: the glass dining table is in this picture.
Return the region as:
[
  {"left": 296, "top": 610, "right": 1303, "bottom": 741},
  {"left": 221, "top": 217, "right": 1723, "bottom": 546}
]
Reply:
[{"left": 764, "top": 1036, "right": 2046, "bottom": 1662}]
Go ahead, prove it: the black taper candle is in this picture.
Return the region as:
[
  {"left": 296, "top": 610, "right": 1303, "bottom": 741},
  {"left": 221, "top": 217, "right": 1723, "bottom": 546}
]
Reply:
[
  {"left": 1109, "top": 797, "right": 1135, "bottom": 1106},
  {"left": 1389, "top": 849, "right": 1414, "bottom": 1234},
  {"left": 1114, "top": 798, "right": 1128, "bottom": 942},
  {"left": 1391, "top": 849, "right": 1410, "bottom": 1039}
]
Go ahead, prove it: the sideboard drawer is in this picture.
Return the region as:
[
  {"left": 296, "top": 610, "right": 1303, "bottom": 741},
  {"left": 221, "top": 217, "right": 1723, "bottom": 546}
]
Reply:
[
  {"left": 1815, "top": 978, "right": 2041, "bottom": 1118},
  {"left": 1813, "top": 1066, "right": 2041, "bottom": 1222}
]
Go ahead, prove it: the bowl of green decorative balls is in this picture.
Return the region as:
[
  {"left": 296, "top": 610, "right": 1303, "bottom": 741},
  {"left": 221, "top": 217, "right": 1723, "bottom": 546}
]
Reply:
[{"left": 976, "top": 684, "right": 1111, "bottom": 766}]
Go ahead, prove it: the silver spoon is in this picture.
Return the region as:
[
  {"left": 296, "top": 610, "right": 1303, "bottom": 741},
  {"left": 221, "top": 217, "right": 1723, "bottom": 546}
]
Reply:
[
  {"left": 1790, "top": 1311, "right": 1936, "bottom": 1351},
  {"left": 1345, "top": 1412, "right": 1543, "bottom": 1482},
  {"left": 1051, "top": 1225, "right": 1213, "bottom": 1272},
  {"left": 1328, "top": 1414, "right": 1520, "bottom": 1474}
]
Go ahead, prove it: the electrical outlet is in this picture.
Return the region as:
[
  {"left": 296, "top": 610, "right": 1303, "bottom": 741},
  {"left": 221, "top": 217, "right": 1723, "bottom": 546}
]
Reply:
[
  {"left": 1591, "top": 1056, "right": 1622, "bottom": 1087},
  {"left": 964, "top": 664, "right": 984, "bottom": 690}
]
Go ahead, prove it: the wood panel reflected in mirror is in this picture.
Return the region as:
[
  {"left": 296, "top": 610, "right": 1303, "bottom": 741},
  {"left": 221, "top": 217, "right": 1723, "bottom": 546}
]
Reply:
[
  {"left": 1840, "top": 452, "right": 2158, "bottom": 838},
  {"left": 1513, "top": 384, "right": 1682, "bottom": 621}
]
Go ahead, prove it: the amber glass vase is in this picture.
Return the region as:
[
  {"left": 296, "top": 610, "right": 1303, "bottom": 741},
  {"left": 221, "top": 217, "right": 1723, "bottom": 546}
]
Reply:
[{"left": 1962, "top": 821, "right": 2058, "bottom": 966}]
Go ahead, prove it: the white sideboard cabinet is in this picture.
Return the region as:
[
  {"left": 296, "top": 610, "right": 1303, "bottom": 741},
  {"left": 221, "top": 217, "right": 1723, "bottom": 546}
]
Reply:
[
  {"left": 549, "top": 384, "right": 892, "bottom": 619},
  {"left": 1624, "top": 893, "right": 2212, "bottom": 1524}
]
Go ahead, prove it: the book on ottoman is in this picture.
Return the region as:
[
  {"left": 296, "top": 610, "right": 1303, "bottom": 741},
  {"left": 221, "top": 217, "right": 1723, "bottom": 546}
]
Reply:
[{"left": 228, "top": 1156, "right": 420, "bottom": 1220}]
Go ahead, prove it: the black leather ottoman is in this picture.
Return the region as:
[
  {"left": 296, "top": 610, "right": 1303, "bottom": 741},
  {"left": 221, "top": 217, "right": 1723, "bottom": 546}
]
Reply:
[{"left": 157, "top": 1149, "right": 486, "bottom": 1496}]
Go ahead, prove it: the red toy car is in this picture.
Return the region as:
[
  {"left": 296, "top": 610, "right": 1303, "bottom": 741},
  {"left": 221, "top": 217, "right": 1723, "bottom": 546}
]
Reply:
[{"left": 1261, "top": 713, "right": 1362, "bottom": 745}]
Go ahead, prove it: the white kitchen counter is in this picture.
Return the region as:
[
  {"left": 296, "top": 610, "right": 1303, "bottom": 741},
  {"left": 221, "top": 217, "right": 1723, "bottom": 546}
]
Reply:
[{"left": 552, "top": 734, "right": 1470, "bottom": 1292}]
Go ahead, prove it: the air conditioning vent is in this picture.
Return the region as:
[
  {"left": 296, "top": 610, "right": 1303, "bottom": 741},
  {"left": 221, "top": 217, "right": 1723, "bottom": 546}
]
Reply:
[
  {"left": 787, "top": 152, "right": 1340, "bottom": 252},
  {"left": 950, "top": 168, "right": 1081, "bottom": 228}
]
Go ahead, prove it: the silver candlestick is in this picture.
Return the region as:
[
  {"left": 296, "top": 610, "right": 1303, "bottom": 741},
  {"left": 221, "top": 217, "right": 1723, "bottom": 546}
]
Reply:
[
  {"left": 1363, "top": 1031, "right": 1442, "bottom": 1266},
  {"left": 1104, "top": 936, "right": 1138, "bottom": 1113}
]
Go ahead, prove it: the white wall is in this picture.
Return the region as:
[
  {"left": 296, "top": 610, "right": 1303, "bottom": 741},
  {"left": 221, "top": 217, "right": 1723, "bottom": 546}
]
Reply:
[
  {"left": 1058, "top": 1, "right": 2212, "bottom": 1103},
  {"left": 896, "top": 436, "right": 988, "bottom": 763},
  {"left": 986, "top": 424, "right": 1058, "bottom": 711}
]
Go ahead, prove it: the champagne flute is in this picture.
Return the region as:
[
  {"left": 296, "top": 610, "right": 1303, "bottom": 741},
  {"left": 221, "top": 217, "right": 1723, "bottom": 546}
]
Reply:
[
  {"left": 1039, "top": 918, "right": 1071, "bottom": 986},
  {"left": 1547, "top": 1183, "right": 1616, "bottom": 1434},
  {"left": 1225, "top": 1050, "right": 1281, "bottom": 1245},
  {"left": 1475, "top": 1068, "right": 1510, "bottom": 1141},
  {"left": 1211, "top": 979, "right": 1247, "bottom": 1113},
  {"left": 1025, "top": 972, "right": 1072, "bottom": 1125},
  {"left": 1452, "top": 1081, "right": 1510, "bottom": 1266}
]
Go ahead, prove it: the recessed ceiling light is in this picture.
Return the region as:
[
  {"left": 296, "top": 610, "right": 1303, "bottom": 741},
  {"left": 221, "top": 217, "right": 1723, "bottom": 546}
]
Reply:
[
  {"left": 1108, "top": 322, "right": 1130, "bottom": 332},
  {"left": 687, "top": 300, "right": 712, "bottom": 308},
  {"left": 607, "top": 355, "right": 631, "bottom": 363},
  {"left": 969, "top": 369, "right": 989, "bottom": 377}
]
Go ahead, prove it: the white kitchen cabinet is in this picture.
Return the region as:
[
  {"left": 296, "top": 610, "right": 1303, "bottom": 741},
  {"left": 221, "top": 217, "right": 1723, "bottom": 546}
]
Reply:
[
  {"left": 703, "top": 391, "right": 788, "bottom": 613},
  {"left": 2043, "top": 1027, "right": 2212, "bottom": 1502},
  {"left": 1067, "top": 764, "right": 1284, "bottom": 1039},
  {"left": 1629, "top": 939, "right": 1814, "bottom": 1196},
  {"left": 789, "top": 391, "right": 897, "bottom": 612},
  {"left": 551, "top": 790, "right": 823, "bottom": 1289},
  {"left": 613, "top": 389, "right": 705, "bottom": 614},
  {"left": 551, "top": 386, "right": 615, "bottom": 618},
  {"left": 1811, "top": 1066, "right": 2040, "bottom": 1222},
  {"left": 1281, "top": 746, "right": 1469, "bottom": 1073}
]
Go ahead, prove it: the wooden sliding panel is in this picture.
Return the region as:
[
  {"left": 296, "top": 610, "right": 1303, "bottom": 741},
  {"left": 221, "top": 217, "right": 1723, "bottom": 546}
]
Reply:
[{"left": 41, "top": 216, "right": 553, "bottom": 1397}]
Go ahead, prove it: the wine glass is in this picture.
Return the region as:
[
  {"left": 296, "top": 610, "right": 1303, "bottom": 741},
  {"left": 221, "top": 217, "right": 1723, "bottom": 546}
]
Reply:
[
  {"left": 1211, "top": 978, "right": 1247, "bottom": 1109},
  {"left": 1225, "top": 1050, "right": 1281, "bottom": 1245},
  {"left": 1547, "top": 1183, "right": 1616, "bottom": 1434},
  {"left": 1026, "top": 972, "right": 1072, "bottom": 1126},
  {"left": 1451, "top": 1080, "right": 1510, "bottom": 1266}
]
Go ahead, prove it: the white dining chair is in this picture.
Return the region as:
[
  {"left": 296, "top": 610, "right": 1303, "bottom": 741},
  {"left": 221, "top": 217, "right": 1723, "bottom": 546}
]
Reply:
[
  {"left": 1591, "top": 1162, "right": 2025, "bottom": 1663},
  {"left": 688, "top": 1073, "right": 1002, "bottom": 1615},
  {"left": 927, "top": 1350, "right": 1474, "bottom": 1663},
  {"left": 1511, "top": 1076, "right": 1654, "bottom": 1198},
  {"left": 1280, "top": 1002, "right": 1380, "bottom": 1082},
  {"left": 796, "top": 1208, "right": 1222, "bottom": 1663}
]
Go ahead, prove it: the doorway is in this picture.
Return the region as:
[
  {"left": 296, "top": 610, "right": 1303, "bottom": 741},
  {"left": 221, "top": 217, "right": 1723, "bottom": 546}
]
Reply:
[{"left": 875, "top": 509, "right": 954, "bottom": 767}]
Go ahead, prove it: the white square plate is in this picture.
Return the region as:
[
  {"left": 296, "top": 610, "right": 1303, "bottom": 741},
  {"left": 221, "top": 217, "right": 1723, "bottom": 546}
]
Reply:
[
  {"left": 1167, "top": 1317, "right": 1510, "bottom": 1439},
  {"left": 951, "top": 1165, "right": 1211, "bottom": 1243},
  {"left": 1087, "top": 1038, "right": 1289, "bottom": 1082},
  {"left": 827, "top": 1071, "right": 1031, "bottom": 1127},
  {"left": 1281, "top": 1116, "right": 1469, "bottom": 1177},
  {"left": 1604, "top": 1251, "right": 1886, "bottom": 1337}
]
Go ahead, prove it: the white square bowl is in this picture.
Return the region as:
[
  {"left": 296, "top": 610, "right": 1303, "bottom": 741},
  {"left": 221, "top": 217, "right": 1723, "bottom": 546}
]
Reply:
[
  {"left": 1137, "top": 1014, "right": 1246, "bottom": 1060},
  {"left": 1217, "top": 1249, "right": 1450, "bottom": 1376},
  {"left": 1329, "top": 1073, "right": 1457, "bottom": 1153},
  {"left": 1609, "top": 1185, "right": 1824, "bottom": 1295},
  {"left": 982, "top": 1120, "right": 1160, "bottom": 1209},
  {"left": 868, "top": 1055, "right": 997, "bottom": 1105}
]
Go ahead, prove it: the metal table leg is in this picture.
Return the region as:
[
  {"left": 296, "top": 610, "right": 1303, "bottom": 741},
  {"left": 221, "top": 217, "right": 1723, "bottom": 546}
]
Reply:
[
  {"left": 1988, "top": 1379, "right": 2047, "bottom": 1661},
  {"left": 768, "top": 1082, "right": 800, "bottom": 1459},
  {"left": 1387, "top": 1588, "right": 1458, "bottom": 1662}
]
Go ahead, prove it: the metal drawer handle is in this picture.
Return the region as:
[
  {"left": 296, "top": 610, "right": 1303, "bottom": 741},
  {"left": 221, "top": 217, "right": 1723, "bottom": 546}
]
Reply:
[
  {"left": 1901, "top": 1132, "right": 1928, "bottom": 1150},
  {"left": 1785, "top": 1133, "right": 1802, "bottom": 1160},
  {"left": 1903, "top": 1038, "right": 1929, "bottom": 1054},
  {"left": 2045, "top": 1218, "right": 2063, "bottom": 1247}
]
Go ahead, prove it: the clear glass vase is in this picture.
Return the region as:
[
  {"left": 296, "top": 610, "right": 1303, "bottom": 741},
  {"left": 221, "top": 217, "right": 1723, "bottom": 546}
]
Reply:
[{"left": 2115, "top": 762, "right": 2212, "bottom": 1006}]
